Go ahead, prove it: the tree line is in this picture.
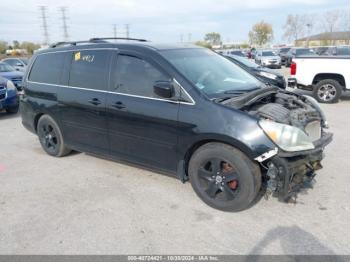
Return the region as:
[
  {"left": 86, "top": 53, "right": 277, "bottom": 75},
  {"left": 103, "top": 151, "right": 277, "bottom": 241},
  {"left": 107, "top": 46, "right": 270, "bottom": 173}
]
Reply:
[
  {"left": 0, "top": 40, "right": 41, "bottom": 55},
  {"left": 196, "top": 9, "right": 350, "bottom": 48}
]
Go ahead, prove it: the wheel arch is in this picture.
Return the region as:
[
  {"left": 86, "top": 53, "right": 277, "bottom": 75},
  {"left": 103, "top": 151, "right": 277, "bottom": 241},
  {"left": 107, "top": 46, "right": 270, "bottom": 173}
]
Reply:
[
  {"left": 178, "top": 136, "right": 257, "bottom": 182},
  {"left": 33, "top": 113, "right": 45, "bottom": 132},
  {"left": 312, "top": 73, "right": 346, "bottom": 89}
]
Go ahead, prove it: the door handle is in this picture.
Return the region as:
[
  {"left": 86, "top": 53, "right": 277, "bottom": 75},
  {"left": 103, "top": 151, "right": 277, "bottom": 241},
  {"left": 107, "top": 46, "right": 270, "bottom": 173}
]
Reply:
[
  {"left": 112, "top": 101, "right": 126, "bottom": 110},
  {"left": 88, "top": 98, "right": 101, "bottom": 106}
]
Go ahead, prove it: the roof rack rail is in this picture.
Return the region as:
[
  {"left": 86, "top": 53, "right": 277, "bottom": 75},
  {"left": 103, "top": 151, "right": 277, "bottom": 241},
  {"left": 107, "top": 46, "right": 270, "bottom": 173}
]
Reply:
[
  {"left": 89, "top": 37, "right": 148, "bottom": 42},
  {"left": 49, "top": 41, "right": 94, "bottom": 48},
  {"left": 49, "top": 37, "right": 149, "bottom": 48}
]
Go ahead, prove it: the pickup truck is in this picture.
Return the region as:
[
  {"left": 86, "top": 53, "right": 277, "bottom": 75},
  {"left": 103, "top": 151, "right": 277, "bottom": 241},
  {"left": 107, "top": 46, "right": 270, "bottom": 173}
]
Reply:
[{"left": 289, "top": 56, "right": 350, "bottom": 103}]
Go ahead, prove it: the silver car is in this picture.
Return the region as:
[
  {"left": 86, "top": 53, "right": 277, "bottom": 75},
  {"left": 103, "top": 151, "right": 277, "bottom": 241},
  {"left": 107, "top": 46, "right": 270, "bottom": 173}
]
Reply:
[
  {"left": 255, "top": 50, "right": 281, "bottom": 69},
  {"left": 1, "top": 57, "right": 28, "bottom": 72}
]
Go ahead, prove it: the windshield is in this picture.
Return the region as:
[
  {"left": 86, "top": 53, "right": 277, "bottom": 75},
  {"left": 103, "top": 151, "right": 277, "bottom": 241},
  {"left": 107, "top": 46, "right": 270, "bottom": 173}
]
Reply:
[
  {"left": 20, "top": 58, "right": 28, "bottom": 65},
  {"left": 279, "top": 48, "right": 290, "bottom": 53},
  {"left": 0, "top": 63, "right": 15, "bottom": 72},
  {"left": 296, "top": 49, "right": 314, "bottom": 55},
  {"left": 227, "top": 55, "right": 259, "bottom": 68},
  {"left": 162, "top": 48, "right": 261, "bottom": 97},
  {"left": 337, "top": 47, "right": 350, "bottom": 55},
  {"left": 262, "top": 51, "right": 276, "bottom": 56}
]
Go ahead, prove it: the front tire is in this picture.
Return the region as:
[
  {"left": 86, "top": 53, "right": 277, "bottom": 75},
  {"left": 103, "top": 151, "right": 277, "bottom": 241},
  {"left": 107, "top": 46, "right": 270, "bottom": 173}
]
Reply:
[
  {"left": 313, "top": 79, "right": 342, "bottom": 103},
  {"left": 37, "top": 115, "right": 71, "bottom": 157},
  {"left": 188, "top": 143, "right": 261, "bottom": 212}
]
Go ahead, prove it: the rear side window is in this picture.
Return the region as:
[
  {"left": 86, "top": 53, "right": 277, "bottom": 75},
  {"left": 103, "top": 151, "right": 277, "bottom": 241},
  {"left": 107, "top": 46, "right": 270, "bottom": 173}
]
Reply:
[
  {"left": 69, "top": 50, "right": 110, "bottom": 90},
  {"left": 29, "top": 53, "right": 65, "bottom": 84},
  {"left": 114, "top": 55, "right": 169, "bottom": 98}
]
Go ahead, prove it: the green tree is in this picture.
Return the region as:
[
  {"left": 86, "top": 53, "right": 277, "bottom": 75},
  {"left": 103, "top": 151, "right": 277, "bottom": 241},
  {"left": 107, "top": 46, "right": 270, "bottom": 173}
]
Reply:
[
  {"left": 195, "top": 41, "right": 212, "bottom": 49},
  {"left": 0, "top": 41, "right": 8, "bottom": 54},
  {"left": 248, "top": 21, "right": 273, "bottom": 46},
  {"left": 204, "top": 32, "right": 221, "bottom": 45},
  {"left": 20, "top": 41, "right": 41, "bottom": 54}
]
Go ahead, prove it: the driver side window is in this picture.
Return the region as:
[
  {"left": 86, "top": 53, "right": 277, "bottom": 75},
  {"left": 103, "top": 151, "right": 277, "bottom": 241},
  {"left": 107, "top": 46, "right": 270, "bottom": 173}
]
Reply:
[{"left": 115, "top": 55, "right": 170, "bottom": 98}]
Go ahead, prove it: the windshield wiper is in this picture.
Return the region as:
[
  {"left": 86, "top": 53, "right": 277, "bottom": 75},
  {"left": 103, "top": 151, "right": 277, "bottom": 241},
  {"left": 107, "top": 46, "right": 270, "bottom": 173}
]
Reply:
[{"left": 224, "top": 87, "right": 260, "bottom": 94}]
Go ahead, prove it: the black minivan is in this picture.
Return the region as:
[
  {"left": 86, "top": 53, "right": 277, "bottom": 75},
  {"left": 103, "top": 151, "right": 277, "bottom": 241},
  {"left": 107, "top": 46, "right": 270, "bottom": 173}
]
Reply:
[{"left": 21, "top": 38, "right": 332, "bottom": 211}]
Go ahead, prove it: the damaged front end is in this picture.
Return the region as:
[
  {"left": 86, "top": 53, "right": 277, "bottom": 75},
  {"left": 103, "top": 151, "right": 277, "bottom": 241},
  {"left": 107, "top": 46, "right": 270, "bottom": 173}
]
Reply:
[{"left": 222, "top": 87, "right": 333, "bottom": 201}]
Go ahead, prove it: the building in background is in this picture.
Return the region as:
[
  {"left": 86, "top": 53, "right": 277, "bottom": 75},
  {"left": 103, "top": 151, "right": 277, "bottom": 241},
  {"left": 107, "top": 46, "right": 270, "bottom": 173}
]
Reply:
[{"left": 295, "top": 31, "right": 350, "bottom": 47}]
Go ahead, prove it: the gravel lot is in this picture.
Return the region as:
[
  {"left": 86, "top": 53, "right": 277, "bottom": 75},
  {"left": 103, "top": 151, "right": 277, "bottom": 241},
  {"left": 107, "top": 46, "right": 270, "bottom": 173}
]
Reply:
[{"left": 1, "top": 69, "right": 350, "bottom": 254}]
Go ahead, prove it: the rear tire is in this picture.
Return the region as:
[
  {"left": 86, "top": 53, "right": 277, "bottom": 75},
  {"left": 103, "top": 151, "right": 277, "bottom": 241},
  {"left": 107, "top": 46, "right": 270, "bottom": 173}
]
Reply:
[
  {"left": 37, "top": 115, "right": 71, "bottom": 157},
  {"left": 313, "top": 79, "right": 342, "bottom": 103},
  {"left": 188, "top": 142, "right": 261, "bottom": 212}
]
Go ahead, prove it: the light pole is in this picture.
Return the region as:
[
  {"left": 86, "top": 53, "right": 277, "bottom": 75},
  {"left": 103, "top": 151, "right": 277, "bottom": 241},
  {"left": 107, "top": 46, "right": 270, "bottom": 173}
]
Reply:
[{"left": 306, "top": 23, "right": 312, "bottom": 47}]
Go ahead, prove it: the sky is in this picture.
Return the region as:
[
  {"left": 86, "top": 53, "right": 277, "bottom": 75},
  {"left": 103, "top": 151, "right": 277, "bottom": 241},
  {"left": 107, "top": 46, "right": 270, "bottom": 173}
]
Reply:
[{"left": 0, "top": 0, "right": 350, "bottom": 45}]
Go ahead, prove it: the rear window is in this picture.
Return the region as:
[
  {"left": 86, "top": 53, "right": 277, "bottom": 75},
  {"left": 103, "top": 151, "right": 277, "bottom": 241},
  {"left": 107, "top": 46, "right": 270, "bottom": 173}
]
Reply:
[
  {"left": 69, "top": 50, "right": 111, "bottom": 90},
  {"left": 29, "top": 53, "right": 65, "bottom": 84}
]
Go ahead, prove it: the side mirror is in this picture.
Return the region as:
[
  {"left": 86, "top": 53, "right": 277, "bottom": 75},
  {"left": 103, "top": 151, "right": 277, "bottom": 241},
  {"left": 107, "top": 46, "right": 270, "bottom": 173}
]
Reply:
[
  {"left": 153, "top": 81, "right": 174, "bottom": 99},
  {"left": 16, "top": 62, "right": 23, "bottom": 67}
]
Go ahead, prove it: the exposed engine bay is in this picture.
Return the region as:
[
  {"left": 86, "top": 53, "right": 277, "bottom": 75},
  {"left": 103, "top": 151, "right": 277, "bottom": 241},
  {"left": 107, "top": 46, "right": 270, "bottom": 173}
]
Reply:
[
  {"left": 222, "top": 86, "right": 327, "bottom": 133},
  {"left": 221, "top": 87, "right": 333, "bottom": 202}
]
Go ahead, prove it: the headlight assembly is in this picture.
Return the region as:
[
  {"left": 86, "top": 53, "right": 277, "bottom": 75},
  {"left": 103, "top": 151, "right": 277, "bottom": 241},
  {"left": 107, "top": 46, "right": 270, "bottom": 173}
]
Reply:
[
  {"left": 259, "top": 120, "right": 315, "bottom": 152},
  {"left": 257, "top": 71, "right": 277, "bottom": 80},
  {"left": 6, "top": 80, "right": 17, "bottom": 92}
]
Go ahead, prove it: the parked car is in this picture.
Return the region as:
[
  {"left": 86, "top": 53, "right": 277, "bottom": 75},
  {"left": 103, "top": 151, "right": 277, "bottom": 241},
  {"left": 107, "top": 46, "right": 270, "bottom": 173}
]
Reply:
[
  {"left": 324, "top": 46, "right": 350, "bottom": 56},
  {"left": 285, "top": 48, "right": 316, "bottom": 67},
  {"left": 255, "top": 50, "right": 281, "bottom": 68},
  {"left": 0, "top": 76, "right": 19, "bottom": 114},
  {"left": 226, "top": 49, "right": 246, "bottom": 57},
  {"left": 250, "top": 49, "right": 257, "bottom": 59},
  {"left": 289, "top": 56, "right": 350, "bottom": 103},
  {"left": 314, "top": 46, "right": 330, "bottom": 55},
  {"left": 1, "top": 57, "right": 28, "bottom": 72},
  {"left": 21, "top": 38, "right": 332, "bottom": 211},
  {"left": 277, "top": 47, "right": 291, "bottom": 66},
  {"left": 0, "top": 62, "right": 24, "bottom": 91},
  {"left": 225, "top": 54, "right": 286, "bottom": 89}
]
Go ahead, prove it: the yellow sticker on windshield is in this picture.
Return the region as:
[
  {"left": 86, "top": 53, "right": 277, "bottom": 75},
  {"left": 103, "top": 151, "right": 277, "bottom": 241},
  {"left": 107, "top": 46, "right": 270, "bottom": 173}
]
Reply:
[{"left": 74, "top": 52, "right": 81, "bottom": 61}]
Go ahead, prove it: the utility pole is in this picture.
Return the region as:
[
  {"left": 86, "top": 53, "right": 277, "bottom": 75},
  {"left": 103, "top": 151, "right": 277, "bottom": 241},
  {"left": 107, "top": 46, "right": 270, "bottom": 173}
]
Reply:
[
  {"left": 188, "top": 33, "right": 192, "bottom": 43},
  {"left": 306, "top": 23, "right": 312, "bottom": 47},
  {"left": 125, "top": 24, "right": 130, "bottom": 38},
  {"left": 113, "top": 24, "right": 117, "bottom": 38},
  {"left": 39, "top": 6, "right": 49, "bottom": 45},
  {"left": 180, "top": 34, "right": 183, "bottom": 43},
  {"left": 59, "top": 7, "right": 69, "bottom": 41}
]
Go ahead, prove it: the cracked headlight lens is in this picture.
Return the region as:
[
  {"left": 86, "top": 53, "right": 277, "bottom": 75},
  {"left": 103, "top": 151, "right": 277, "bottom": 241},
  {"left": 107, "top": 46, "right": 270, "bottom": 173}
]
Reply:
[{"left": 259, "top": 120, "right": 315, "bottom": 152}]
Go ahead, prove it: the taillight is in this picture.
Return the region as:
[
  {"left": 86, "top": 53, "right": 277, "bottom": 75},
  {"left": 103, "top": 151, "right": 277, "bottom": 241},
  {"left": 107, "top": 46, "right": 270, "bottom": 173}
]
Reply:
[{"left": 291, "top": 62, "right": 296, "bottom": 75}]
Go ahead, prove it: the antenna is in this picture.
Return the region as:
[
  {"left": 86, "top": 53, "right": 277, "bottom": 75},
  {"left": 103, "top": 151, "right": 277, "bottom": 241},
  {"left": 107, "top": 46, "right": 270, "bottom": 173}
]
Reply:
[
  {"left": 113, "top": 24, "right": 117, "bottom": 38},
  {"left": 125, "top": 24, "right": 130, "bottom": 38}
]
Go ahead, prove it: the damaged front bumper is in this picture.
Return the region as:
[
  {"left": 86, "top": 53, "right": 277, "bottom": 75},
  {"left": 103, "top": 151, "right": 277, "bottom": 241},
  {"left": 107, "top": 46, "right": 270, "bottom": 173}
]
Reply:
[{"left": 260, "top": 132, "right": 333, "bottom": 201}]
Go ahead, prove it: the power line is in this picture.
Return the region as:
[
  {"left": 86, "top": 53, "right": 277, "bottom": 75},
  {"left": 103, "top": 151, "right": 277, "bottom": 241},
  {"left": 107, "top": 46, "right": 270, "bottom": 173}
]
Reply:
[
  {"left": 113, "top": 24, "right": 117, "bottom": 38},
  {"left": 59, "top": 7, "right": 69, "bottom": 41},
  {"left": 39, "top": 6, "right": 49, "bottom": 45},
  {"left": 125, "top": 24, "right": 130, "bottom": 38}
]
